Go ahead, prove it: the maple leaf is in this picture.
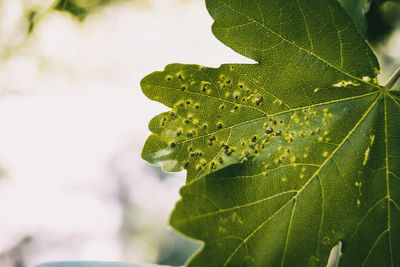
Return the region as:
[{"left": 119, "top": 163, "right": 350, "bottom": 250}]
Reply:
[{"left": 141, "top": 0, "right": 400, "bottom": 265}]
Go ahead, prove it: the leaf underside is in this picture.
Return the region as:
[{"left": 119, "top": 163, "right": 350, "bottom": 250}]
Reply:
[
  {"left": 141, "top": 0, "right": 400, "bottom": 266},
  {"left": 35, "top": 262, "right": 163, "bottom": 267}
]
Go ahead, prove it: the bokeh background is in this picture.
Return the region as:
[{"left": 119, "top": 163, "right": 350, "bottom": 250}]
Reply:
[{"left": 0, "top": 0, "right": 399, "bottom": 266}]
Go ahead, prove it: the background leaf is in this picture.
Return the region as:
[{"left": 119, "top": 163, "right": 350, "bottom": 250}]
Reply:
[
  {"left": 54, "top": 0, "right": 122, "bottom": 21},
  {"left": 337, "top": 0, "right": 371, "bottom": 36},
  {"left": 365, "top": 0, "right": 400, "bottom": 43},
  {"left": 54, "top": 0, "right": 89, "bottom": 21}
]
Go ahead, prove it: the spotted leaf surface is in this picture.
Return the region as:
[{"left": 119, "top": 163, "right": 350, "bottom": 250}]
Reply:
[{"left": 141, "top": 0, "right": 400, "bottom": 266}]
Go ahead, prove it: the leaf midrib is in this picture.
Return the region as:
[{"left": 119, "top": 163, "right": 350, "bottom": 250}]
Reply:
[
  {"left": 361, "top": 92, "right": 400, "bottom": 266},
  {"left": 383, "top": 93, "right": 393, "bottom": 267}
]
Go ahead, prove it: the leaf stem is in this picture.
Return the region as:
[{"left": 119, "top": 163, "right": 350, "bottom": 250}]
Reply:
[{"left": 384, "top": 66, "right": 400, "bottom": 90}]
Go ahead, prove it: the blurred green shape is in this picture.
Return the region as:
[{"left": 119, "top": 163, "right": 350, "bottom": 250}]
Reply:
[
  {"left": 366, "top": 0, "right": 400, "bottom": 43},
  {"left": 27, "top": 10, "right": 38, "bottom": 33},
  {"left": 336, "top": 0, "right": 400, "bottom": 44},
  {"left": 338, "top": 0, "right": 372, "bottom": 36},
  {"left": 54, "top": 0, "right": 90, "bottom": 21},
  {"left": 36, "top": 261, "right": 174, "bottom": 267}
]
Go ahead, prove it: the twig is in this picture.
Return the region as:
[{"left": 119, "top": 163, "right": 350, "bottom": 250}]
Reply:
[{"left": 384, "top": 66, "right": 400, "bottom": 90}]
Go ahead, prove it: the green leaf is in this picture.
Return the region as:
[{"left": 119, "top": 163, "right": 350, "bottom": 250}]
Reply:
[
  {"left": 141, "top": 0, "right": 400, "bottom": 266},
  {"left": 337, "top": 0, "right": 371, "bottom": 36}
]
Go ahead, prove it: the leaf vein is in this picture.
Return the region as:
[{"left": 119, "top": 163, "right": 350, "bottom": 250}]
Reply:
[
  {"left": 280, "top": 200, "right": 297, "bottom": 267},
  {"left": 176, "top": 190, "right": 297, "bottom": 224},
  {"left": 295, "top": 0, "right": 313, "bottom": 52},
  {"left": 350, "top": 196, "right": 388, "bottom": 242}
]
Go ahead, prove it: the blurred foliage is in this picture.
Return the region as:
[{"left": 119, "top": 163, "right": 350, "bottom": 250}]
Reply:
[
  {"left": 54, "top": 0, "right": 122, "bottom": 21},
  {"left": 336, "top": 0, "right": 400, "bottom": 44},
  {"left": 54, "top": 0, "right": 89, "bottom": 22},
  {"left": 26, "top": 0, "right": 133, "bottom": 34},
  {"left": 338, "top": 0, "right": 372, "bottom": 36},
  {"left": 0, "top": 0, "right": 141, "bottom": 59},
  {"left": 27, "top": 10, "right": 38, "bottom": 34},
  {"left": 366, "top": 0, "right": 400, "bottom": 43}
]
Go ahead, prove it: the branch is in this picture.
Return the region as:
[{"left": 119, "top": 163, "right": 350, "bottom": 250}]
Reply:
[{"left": 384, "top": 66, "right": 400, "bottom": 90}]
